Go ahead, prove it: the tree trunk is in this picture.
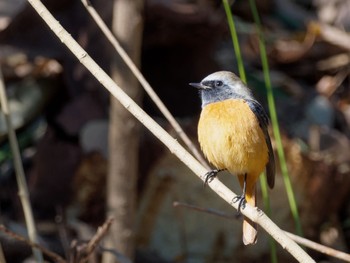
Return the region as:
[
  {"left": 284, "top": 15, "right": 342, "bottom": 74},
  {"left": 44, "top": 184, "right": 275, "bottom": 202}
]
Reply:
[{"left": 103, "top": 0, "right": 143, "bottom": 262}]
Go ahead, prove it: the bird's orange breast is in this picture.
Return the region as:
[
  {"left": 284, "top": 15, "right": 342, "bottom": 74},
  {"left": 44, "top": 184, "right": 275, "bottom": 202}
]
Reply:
[{"left": 198, "top": 99, "right": 268, "bottom": 177}]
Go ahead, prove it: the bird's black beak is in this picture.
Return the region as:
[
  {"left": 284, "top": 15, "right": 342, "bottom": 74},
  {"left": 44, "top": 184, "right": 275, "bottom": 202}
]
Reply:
[{"left": 189, "top": 82, "right": 206, "bottom": 90}]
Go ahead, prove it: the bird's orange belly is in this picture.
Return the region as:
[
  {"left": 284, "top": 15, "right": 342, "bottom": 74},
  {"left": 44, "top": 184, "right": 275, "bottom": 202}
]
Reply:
[{"left": 198, "top": 99, "right": 268, "bottom": 177}]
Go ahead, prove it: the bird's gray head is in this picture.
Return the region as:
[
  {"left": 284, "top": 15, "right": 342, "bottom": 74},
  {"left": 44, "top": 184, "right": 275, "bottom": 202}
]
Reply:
[{"left": 190, "top": 71, "right": 253, "bottom": 108}]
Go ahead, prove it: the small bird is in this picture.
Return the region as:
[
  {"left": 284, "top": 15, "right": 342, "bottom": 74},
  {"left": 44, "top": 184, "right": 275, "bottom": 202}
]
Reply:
[{"left": 190, "top": 71, "right": 275, "bottom": 245}]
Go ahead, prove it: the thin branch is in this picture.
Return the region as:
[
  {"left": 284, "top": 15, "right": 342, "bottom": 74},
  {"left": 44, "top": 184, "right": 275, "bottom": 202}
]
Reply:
[
  {"left": 80, "top": 217, "right": 115, "bottom": 263},
  {"left": 0, "top": 67, "right": 43, "bottom": 262},
  {"left": 285, "top": 232, "right": 350, "bottom": 263},
  {"left": 173, "top": 201, "right": 237, "bottom": 220},
  {"left": 80, "top": 0, "right": 210, "bottom": 170},
  {"left": 0, "top": 225, "right": 66, "bottom": 263},
  {"left": 25, "top": 1, "right": 315, "bottom": 262},
  {"left": 173, "top": 201, "right": 350, "bottom": 262}
]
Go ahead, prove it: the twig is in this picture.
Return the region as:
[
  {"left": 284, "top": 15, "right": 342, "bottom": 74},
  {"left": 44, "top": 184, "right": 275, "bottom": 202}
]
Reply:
[
  {"left": 80, "top": 0, "right": 210, "bottom": 170},
  {"left": 285, "top": 232, "right": 350, "bottom": 263},
  {"left": 173, "top": 201, "right": 350, "bottom": 262},
  {"left": 0, "top": 224, "right": 66, "bottom": 263},
  {"left": 173, "top": 201, "right": 237, "bottom": 220},
  {"left": 25, "top": 1, "right": 315, "bottom": 262},
  {"left": 79, "top": 217, "right": 115, "bottom": 263},
  {"left": 0, "top": 67, "right": 43, "bottom": 262}
]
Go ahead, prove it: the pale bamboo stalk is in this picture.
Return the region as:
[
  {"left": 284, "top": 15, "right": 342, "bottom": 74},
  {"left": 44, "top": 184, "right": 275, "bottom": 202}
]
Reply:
[
  {"left": 81, "top": 0, "right": 210, "bottom": 170},
  {"left": 25, "top": 1, "right": 315, "bottom": 262},
  {"left": 0, "top": 68, "right": 43, "bottom": 262}
]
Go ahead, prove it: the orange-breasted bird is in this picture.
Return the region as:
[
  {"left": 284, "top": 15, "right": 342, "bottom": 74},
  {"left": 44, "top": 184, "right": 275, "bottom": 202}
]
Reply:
[{"left": 190, "top": 71, "right": 275, "bottom": 245}]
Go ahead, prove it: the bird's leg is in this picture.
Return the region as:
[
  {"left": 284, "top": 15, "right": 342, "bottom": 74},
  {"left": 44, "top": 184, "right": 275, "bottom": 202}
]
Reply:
[
  {"left": 204, "top": 169, "right": 226, "bottom": 186},
  {"left": 232, "top": 173, "right": 247, "bottom": 214}
]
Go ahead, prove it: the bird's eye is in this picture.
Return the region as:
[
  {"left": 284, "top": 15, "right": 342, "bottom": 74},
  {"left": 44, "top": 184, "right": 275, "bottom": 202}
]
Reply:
[{"left": 215, "top": 80, "right": 223, "bottom": 87}]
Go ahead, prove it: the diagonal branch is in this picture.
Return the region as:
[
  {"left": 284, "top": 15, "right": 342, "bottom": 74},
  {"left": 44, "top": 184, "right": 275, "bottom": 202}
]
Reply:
[
  {"left": 173, "top": 202, "right": 350, "bottom": 262},
  {"left": 285, "top": 232, "right": 350, "bottom": 263},
  {"left": 79, "top": 217, "right": 115, "bottom": 263},
  {"left": 80, "top": 0, "right": 210, "bottom": 170},
  {"left": 25, "top": 0, "right": 315, "bottom": 262},
  {"left": 0, "top": 225, "right": 66, "bottom": 263}
]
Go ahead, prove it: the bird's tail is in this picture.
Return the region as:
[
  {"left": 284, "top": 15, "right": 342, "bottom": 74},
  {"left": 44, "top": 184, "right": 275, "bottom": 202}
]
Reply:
[{"left": 242, "top": 186, "right": 257, "bottom": 245}]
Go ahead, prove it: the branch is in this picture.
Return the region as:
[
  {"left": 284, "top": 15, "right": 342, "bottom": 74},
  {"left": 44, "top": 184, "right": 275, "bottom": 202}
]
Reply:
[
  {"left": 80, "top": 0, "right": 210, "bottom": 170},
  {"left": 25, "top": 0, "right": 315, "bottom": 262},
  {"left": 173, "top": 202, "right": 350, "bottom": 262},
  {"left": 173, "top": 201, "right": 237, "bottom": 220},
  {"left": 79, "top": 217, "right": 114, "bottom": 263},
  {"left": 0, "top": 66, "right": 43, "bottom": 262},
  {"left": 0, "top": 225, "right": 66, "bottom": 263},
  {"left": 285, "top": 232, "right": 350, "bottom": 263}
]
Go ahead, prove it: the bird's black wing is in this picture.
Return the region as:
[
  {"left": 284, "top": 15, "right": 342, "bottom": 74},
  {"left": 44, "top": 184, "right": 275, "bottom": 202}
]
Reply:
[{"left": 246, "top": 99, "right": 275, "bottom": 188}]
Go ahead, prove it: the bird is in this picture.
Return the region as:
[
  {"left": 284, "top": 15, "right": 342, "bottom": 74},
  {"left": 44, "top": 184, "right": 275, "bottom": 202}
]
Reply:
[{"left": 190, "top": 71, "right": 275, "bottom": 245}]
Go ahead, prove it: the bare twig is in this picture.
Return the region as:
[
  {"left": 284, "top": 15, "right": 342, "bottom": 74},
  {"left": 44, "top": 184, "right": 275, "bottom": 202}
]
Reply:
[
  {"left": 69, "top": 218, "right": 115, "bottom": 263},
  {"left": 80, "top": 0, "right": 210, "bottom": 170},
  {"left": 173, "top": 201, "right": 350, "bottom": 262},
  {"left": 285, "top": 232, "right": 350, "bottom": 263},
  {"left": 173, "top": 201, "right": 237, "bottom": 220},
  {"left": 0, "top": 67, "right": 43, "bottom": 262},
  {"left": 25, "top": 1, "right": 315, "bottom": 262},
  {"left": 0, "top": 225, "right": 66, "bottom": 263},
  {"left": 80, "top": 217, "right": 114, "bottom": 263}
]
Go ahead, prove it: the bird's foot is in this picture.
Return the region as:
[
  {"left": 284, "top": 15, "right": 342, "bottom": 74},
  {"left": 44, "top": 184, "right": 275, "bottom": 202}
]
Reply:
[
  {"left": 232, "top": 195, "right": 246, "bottom": 215},
  {"left": 203, "top": 169, "right": 225, "bottom": 186}
]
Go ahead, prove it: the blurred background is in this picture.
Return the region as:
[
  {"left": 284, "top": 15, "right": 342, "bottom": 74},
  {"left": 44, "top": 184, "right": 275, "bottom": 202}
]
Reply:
[{"left": 0, "top": 0, "right": 350, "bottom": 262}]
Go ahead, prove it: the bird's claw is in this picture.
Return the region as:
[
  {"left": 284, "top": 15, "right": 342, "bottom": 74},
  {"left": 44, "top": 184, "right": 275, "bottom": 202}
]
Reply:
[
  {"left": 203, "top": 169, "right": 224, "bottom": 186},
  {"left": 232, "top": 195, "right": 246, "bottom": 215},
  {"left": 204, "top": 170, "right": 217, "bottom": 185}
]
